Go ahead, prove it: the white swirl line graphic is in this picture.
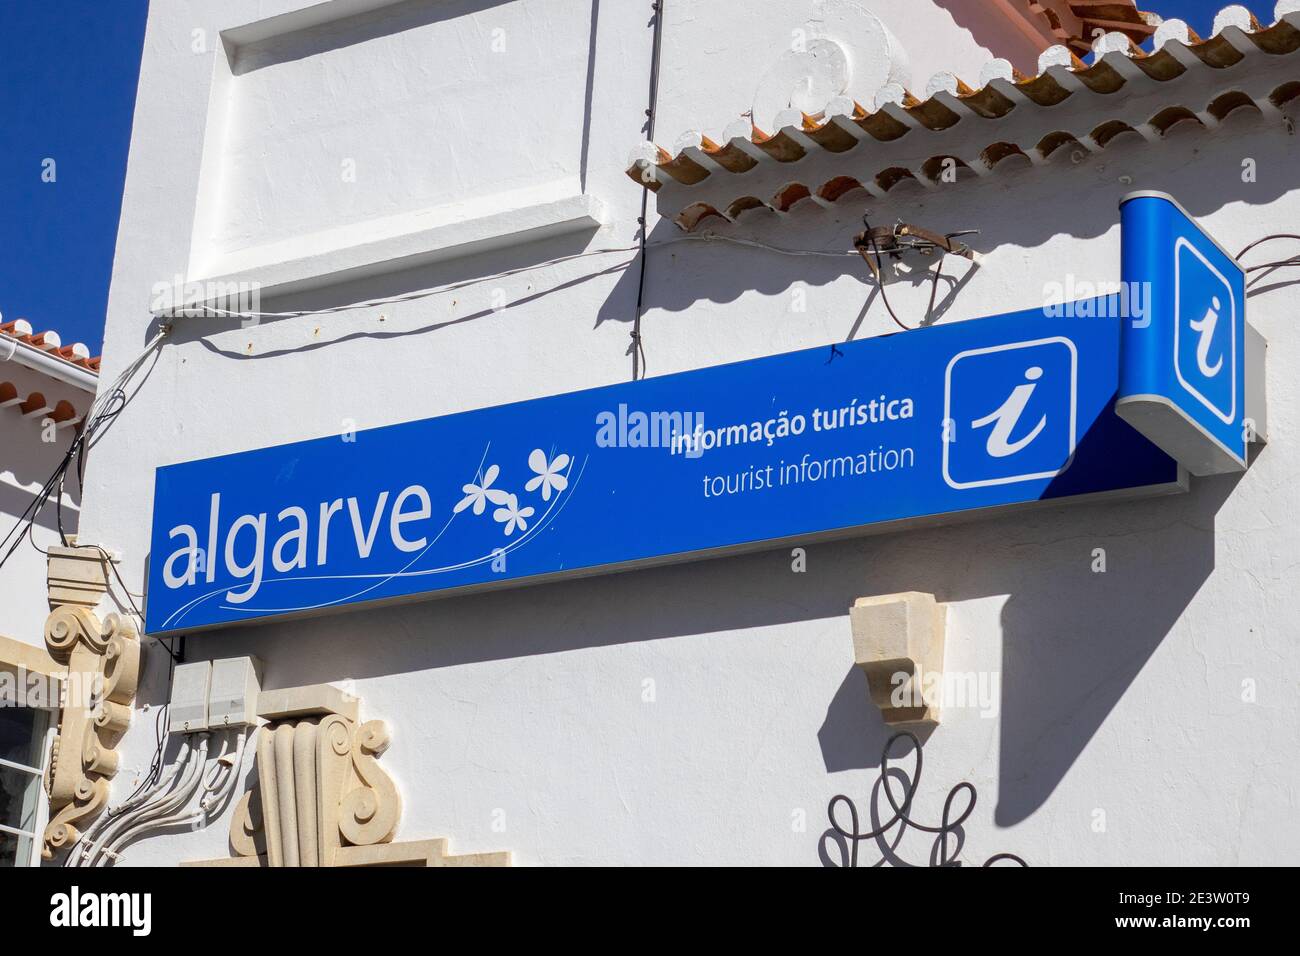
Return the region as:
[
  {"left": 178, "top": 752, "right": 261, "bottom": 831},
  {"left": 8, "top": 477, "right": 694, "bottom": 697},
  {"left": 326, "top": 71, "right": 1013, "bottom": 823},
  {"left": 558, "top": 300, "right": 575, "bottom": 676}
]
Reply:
[{"left": 159, "top": 448, "right": 586, "bottom": 628}]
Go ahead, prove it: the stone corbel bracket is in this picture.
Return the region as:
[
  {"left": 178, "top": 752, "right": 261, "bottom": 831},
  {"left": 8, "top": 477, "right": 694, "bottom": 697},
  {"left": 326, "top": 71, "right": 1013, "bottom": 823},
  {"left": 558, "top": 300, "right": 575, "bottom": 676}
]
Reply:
[
  {"left": 189, "top": 684, "right": 510, "bottom": 867},
  {"left": 41, "top": 546, "right": 143, "bottom": 858},
  {"left": 850, "top": 592, "right": 946, "bottom": 725}
]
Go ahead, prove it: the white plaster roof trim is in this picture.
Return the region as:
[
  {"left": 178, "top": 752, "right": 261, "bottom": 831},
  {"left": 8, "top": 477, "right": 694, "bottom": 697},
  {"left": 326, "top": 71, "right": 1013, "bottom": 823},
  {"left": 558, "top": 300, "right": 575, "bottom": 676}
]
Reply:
[
  {"left": 1, "top": 316, "right": 100, "bottom": 429},
  {"left": 0, "top": 317, "right": 99, "bottom": 371},
  {"left": 746, "top": 3, "right": 912, "bottom": 141},
  {"left": 628, "top": 5, "right": 1300, "bottom": 231}
]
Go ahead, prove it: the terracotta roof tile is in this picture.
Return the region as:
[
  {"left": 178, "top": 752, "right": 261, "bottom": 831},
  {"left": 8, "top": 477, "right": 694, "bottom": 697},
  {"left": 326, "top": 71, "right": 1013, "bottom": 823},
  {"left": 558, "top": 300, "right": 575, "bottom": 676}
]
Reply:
[
  {"left": 1, "top": 316, "right": 99, "bottom": 430},
  {"left": 1027, "top": 1, "right": 1162, "bottom": 55},
  {"left": 1, "top": 318, "right": 101, "bottom": 371}
]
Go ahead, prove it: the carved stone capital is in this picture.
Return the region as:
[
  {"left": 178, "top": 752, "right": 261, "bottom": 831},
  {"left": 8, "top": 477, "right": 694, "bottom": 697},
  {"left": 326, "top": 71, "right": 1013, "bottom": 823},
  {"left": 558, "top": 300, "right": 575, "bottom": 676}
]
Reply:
[
  {"left": 41, "top": 547, "right": 142, "bottom": 860},
  {"left": 190, "top": 686, "right": 509, "bottom": 867}
]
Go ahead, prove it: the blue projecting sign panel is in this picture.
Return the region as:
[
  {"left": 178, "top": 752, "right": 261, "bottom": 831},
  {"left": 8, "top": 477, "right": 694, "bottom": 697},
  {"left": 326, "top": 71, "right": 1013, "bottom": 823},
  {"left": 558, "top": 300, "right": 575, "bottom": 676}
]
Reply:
[
  {"left": 1117, "top": 191, "right": 1248, "bottom": 474},
  {"left": 146, "top": 302, "right": 1183, "bottom": 634}
]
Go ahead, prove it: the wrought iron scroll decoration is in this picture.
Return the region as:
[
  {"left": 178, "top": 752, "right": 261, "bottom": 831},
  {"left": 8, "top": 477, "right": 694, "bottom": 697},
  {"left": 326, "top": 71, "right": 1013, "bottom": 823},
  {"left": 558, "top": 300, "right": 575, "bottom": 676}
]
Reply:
[{"left": 826, "top": 731, "right": 1027, "bottom": 867}]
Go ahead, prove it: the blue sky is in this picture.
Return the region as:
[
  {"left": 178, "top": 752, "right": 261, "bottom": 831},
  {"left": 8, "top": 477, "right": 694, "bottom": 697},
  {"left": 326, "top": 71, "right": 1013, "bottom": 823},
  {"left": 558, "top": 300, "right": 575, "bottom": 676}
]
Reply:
[
  {"left": 0, "top": 0, "right": 1279, "bottom": 353},
  {"left": 0, "top": 1, "right": 148, "bottom": 353},
  {"left": 1156, "top": 0, "right": 1275, "bottom": 36}
]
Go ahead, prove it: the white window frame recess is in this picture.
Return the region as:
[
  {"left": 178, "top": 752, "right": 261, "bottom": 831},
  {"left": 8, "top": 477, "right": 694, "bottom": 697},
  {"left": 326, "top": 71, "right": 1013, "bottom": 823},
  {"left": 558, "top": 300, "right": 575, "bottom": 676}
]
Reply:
[
  {"left": 0, "top": 706, "right": 56, "bottom": 867},
  {"left": 0, "top": 634, "right": 64, "bottom": 867}
]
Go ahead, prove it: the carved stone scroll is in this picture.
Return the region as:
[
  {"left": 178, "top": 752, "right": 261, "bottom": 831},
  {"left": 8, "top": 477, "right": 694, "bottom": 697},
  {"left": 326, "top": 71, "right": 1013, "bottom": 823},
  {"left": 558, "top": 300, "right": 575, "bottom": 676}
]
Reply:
[
  {"left": 188, "top": 686, "right": 509, "bottom": 867},
  {"left": 41, "top": 546, "right": 142, "bottom": 859}
]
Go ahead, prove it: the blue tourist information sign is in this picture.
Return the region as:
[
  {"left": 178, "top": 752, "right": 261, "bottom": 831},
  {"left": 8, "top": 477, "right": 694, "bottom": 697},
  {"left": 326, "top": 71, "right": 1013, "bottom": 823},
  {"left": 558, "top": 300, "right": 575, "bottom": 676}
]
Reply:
[
  {"left": 145, "top": 195, "right": 1252, "bottom": 634},
  {"left": 1117, "top": 192, "right": 1249, "bottom": 475}
]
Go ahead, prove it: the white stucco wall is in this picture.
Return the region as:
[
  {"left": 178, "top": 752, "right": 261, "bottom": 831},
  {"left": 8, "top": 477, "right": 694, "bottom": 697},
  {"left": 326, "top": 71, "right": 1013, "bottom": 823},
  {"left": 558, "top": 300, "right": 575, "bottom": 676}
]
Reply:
[
  {"left": 75, "top": 0, "right": 1300, "bottom": 866},
  {"left": 654, "top": 0, "right": 1045, "bottom": 142},
  {"left": 0, "top": 361, "right": 84, "bottom": 653}
]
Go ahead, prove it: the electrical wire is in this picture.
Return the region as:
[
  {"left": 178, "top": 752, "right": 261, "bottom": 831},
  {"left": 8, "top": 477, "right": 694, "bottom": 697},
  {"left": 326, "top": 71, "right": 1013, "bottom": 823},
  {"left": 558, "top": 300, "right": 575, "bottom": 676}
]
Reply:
[
  {"left": 1234, "top": 234, "right": 1300, "bottom": 292},
  {"left": 202, "top": 729, "right": 249, "bottom": 801},
  {"left": 1, "top": 348, "right": 148, "bottom": 564},
  {"left": 4, "top": 329, "right": 173, "bottom": 865},
  {"left": 105, "top": 733, "right": 244, "bottom": 865},
  {"left": 1236, "top": 234, "right": 1300, "bottom": 260},
  {"left": 80, "top": 728, "right": 251, "bottom": 867},
  {"left": 60, "top": 609, "right": 176, "bottom": 866},
  {"left": 86, "top": 542, "right": 180, "bottom": 663},
  {"left": 0, "top": 430, "right": 79, "bottom": 564},
  {"left": 87, "top": 733, "right": 211, "bottom": 867},
  {"left": 167, "top": 244, "right": 643, "bottom": 321},
  {"left": 857, "top": 232, "right": 950, "bottom": 331},
  {"left": 630, "top": 0, "right": 665, "bottom": 381},
  {"left": 66, "top": 733, "right": 195, "bottom": 867},
  {"left": 678, "top": 232, "right": 859, "bottom": 259},
  {"left": 0, "top": 329, "right": 167, "bottom": 575},
  {"left": 137, "top": 228, "right": 1300, "bottom": 330},
  {"left": 156, "top": 232, "right": 864, "bottom": 329},
  {"left": 1245, "top": 256, "right": 1300, "bottom": 289},
  {"left": 1244, "top": 258, "right": 1300, "bottom": 272}
]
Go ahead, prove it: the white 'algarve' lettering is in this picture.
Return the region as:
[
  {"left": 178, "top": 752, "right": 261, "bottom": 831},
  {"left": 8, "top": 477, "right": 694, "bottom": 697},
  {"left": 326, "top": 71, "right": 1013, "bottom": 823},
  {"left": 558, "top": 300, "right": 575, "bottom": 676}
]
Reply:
[{"left": 164, "top": 485, "right": 435, "bottom": 604}]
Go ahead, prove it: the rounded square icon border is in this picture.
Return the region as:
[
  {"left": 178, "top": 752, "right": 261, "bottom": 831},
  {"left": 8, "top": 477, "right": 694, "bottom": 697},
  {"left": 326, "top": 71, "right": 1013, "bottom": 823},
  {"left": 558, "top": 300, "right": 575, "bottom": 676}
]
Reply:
[
  {"left": 942, "top": 336, "right": 1078, "bottom": 491},
  {"left": 1173, "top": 236, "right": 1237, "bottom": 427}
]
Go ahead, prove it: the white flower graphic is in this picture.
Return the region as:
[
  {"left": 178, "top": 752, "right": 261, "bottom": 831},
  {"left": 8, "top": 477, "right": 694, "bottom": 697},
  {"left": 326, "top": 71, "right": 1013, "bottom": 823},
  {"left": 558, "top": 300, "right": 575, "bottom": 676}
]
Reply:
[
  {"left": 454, "top": 464, "right": 510, "bottom": 515},
  {"left": 493, "top": 494, "right": 534, "bottom": 536},
  {"left": 524, "top": 449, "right": 570, "bottom": 501}
]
